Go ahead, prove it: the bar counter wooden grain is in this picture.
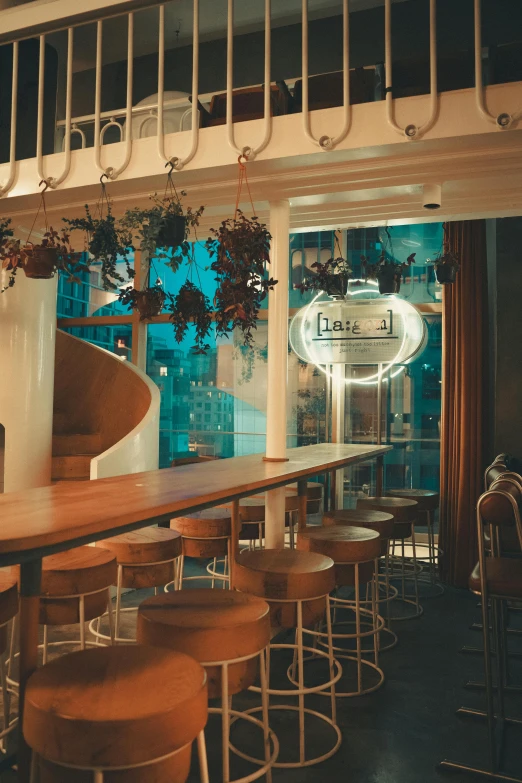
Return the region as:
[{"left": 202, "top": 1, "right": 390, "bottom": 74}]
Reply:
[{"left": 0, "top": 443, "right": 391, "bottom": 781}]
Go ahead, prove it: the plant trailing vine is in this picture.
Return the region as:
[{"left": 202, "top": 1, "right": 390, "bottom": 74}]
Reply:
[
  {"left": 63, "top": 178, "right": 134, "bottom": 291},
  {"left": 168, "top": 280, "right": 213, "bottom": 355},
  {"left": 118, "top": 279, "right": 167, "bottom": 321}
]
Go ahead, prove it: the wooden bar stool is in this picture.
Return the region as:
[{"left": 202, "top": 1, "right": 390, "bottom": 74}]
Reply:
[
  {"left": 0, "top": 572, "right": 18, "bottom": 748},
  {"left": 170, "top": 509, "right": 232, "bottom": 589},
  {"left": 386, "top": 489, "right": 443, "bottom": 596},
  {"left": 233, "top": 549, "right": 342, "bottom": 767},
  {"left": 297, "top": 526, "right": 385, "bottom": 696},
  {"left": 8, "top": 547, "right": 117, "bottom": 677},
  {"left": 24, "top": 645, "right": 209, "bottom": 782},
  {"left": 90, "top": 528, "right": 182, "bottom": 643},
  {"left": 138, "top": 589, "right": 278, "bottom": 783},
  {"left": 234, "top": 496, "right": 300, "bottom": 550},
  {"left": 323, "top": 509, "right": 398, "bottom": 651},
  {"left": 357, "top": 496, "right": 422, "bottom": 620}
]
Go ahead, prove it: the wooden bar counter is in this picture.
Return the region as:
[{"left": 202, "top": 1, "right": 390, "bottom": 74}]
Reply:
[{"left": 0, "top": 443, "right": 391, "bottom": 781}]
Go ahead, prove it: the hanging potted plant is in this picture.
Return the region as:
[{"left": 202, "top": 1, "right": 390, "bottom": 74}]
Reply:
[
  {"left": 433, "top": 251, "right": 460, "bottom": 284},
  {"left": 206, "top": 210, "right": 277, "bottom": 347},
  {"left": 167, "top": 279, "right": 213, "bottom": 355},
  {"left": 121, "top": 170, "right": 204, "bottom": 259},
  {"left": 118, "top": 279, "right": 167, "bottom": 321},
  {"left": 1, "top": 226, "right": 78, "bottom": 290},
  {"left": 63, "top": 181, "right": 134, "bottom": 291},
  {"left": 296, "top": 254, "right": 352, "bottom": 299},
  {"left": 362, "top": 251, "right": 415, "bottom": 295}
]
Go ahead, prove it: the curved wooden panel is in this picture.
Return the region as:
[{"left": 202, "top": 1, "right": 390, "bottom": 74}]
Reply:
[{"left": 54, "top": 330, "right": 160, "bottom": 479}]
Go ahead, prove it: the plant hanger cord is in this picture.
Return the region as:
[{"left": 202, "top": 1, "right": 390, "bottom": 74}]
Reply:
[
  {"left": 234, "top": 155, "right": 255, "bottom": 219},
  {"left": 95, "top": 173, "right": 111, "bottom": 221},
  {"left": 164, "top": 161, "right": 181, "bottom": 205},
  {"left": 27, "top": 180, "right": 51, "bottom": 244}
]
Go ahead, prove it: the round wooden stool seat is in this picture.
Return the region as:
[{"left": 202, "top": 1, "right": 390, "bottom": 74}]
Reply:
[
  {"left": 171, "top": 509, "right": 231, "bottom": 559},
  {"left": 0, "top": 571, "right": 18, "bottom": 654},
  {"left": 286, "top": 481, "right": 324, "bottom": 500},
  {"left": 297, "top": 526, "right": 381, "bottom": 586},
  {"left": 323, "top": 509, "right": 395, "bottom": 550},
  {"left": 138, "top": 589, "right": 270, "bottom": 698},
  {"left": 220, "top": 497, "right": 299, "bottom": 543},
  {"left": 387, "top": 489, "right": 439, "bottom": 512},
  {"left": 39, "top": 546, "right": 117, "bottom": 626},
  {"left": 234, "top": 549, "right": 335, "bottom": 628},
  {"left": 24, "top": 645, "right": 208, "bottom": 781},
  {"left": 96, "top": 528, "right": 182, "bottom": 589},
  {"left": 357, "top": 496, "right": 418, "bottom": 540}
]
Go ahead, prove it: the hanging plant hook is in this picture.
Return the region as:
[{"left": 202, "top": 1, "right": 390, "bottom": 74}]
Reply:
[{"left": 38, "top": 179, "right": 51, "bottom": 194}]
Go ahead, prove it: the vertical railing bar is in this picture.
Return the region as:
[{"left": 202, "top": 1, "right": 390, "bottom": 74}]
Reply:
[
  {"left": 226, "top": 0, "right": 241, "bottom": 155},
  {"left": 110, "top": 11, "right": 134, "bottom": 177},
  {"left": 0, "top": 40, "right": 19, "bottom": 197},
  {"left": 384, "top": 0, "right": 403, "bottom": 136},
  {"left": 157, "top": 3, "right": 166, "bottom": 162},
  {"left": 474, "top": 0, "right": 520, "bottom": 126},
  {"left": 331, "top": 0, "right": 351, "bottom": 146},
  {"left": 175, "top": 0, "right": 200, "bottom": 168},
  {"left": 36, "top": 34, "right": 47, "bottom": 181},
  {"left": 301, "top": 0, "right": 318, "bottom": 146},
  {"left": 386, "top": 0, "right": 440, "bottom": 139},
  {"left": 302, "top": 0, "right": 351, "bottom": 149},
  {"left": 94, "top": 19, "right": 105, "bottom": 173},
  {"left": 249, "top": 0, "right": 272, "bottom": 157},
  {"left": 51, "top": 26, "right": 74, "bottom": 186}
]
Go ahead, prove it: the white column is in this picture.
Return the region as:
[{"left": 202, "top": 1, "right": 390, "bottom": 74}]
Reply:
[
  {"left": 331, "top": 363, "right": 346, "bottom": 509},
  {"left": 0, "top": 272, "right": 57, "bottom": 492},
  {"left": 264, "top": 199, "right": 290, "bottom": 549}
]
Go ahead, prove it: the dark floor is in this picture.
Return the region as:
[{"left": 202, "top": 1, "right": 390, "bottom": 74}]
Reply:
[{"left": 2, "top": 565, "right": 522, "bottom": 782}]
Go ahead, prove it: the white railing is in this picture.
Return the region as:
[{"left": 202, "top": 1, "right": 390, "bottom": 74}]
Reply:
[{"left": 0, "top": 0, "right": 521, "bottom": 198}]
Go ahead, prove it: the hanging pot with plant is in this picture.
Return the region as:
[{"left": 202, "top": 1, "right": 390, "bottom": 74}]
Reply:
[
  {"left": 118, "top": 280, "right": 167, "bottom": 321},
  {"left": 1, "top": 185, "right": 82, "bottom": 291},
  {"left": 167, "top": 280, "right": 213, "bottom": 355},
  {"left": 434, "top": 255, "right": 459, "bottom": 284},
  {"left": 205, "top": 160, "right": 277, "bottom": 347},
  {"left": 63, "top": 177, "right": 134, "bottom": 291},
  {"left": 296, "top": 242, "right": 352, "bottom": 299},
  {"left": 121, "top": 167, "right": 204, "bottom": 262},
  {"left": 362, "top": 247, "right": 415, "bottom": 295}
]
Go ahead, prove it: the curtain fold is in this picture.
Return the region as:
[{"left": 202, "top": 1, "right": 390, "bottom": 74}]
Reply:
[{"left": 439, "top": 220, "right": 489, "bottom": 587}]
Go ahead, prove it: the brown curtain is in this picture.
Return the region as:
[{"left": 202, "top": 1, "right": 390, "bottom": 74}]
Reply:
[{"left": 439, "top": 220, "right": 489, "bottom": 587}]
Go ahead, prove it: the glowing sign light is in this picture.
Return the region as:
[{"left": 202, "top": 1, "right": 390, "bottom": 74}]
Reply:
[{"left": 289, "top": 297, "right": 425, "bottom": 367}]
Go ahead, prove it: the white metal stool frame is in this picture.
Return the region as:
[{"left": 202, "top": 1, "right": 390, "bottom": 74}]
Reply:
[
  {"left": 165, "top": 535, "right": 232, "bottom": 590},
  {"left": 232, "top": 593, "right": 342, "bottom": 768},
  {"left": 202, "top": 646, "right": 279, "bottom": 783},
  {"left": 0, "top": 617, "right": 18, "bottom": 749},
  {"left": 7, "top": 587, "right": 115, "bottom": 690},
  {"left": 29, "top": 731, "right": 210, "bottom": 783},
  {"left": 387, "top": 523, "right": 424, "bottom": 621},
  {"left": 89, "top": 554, "right": 182, "bottom": 644},
  {"left": 406, "top": 508, "right": 444, "bottom": 597},
  {"left": 310, "top": 558, "right": 385, "bottom": 697}
]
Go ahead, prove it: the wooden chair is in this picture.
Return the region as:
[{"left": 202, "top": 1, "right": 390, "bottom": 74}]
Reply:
[
  {"left": 92, "top": 528, "right": 182, "bottom": 642},
  {"left": 233, "top": 547, "right": 341, "bottom": 767},
  {"left": 292, "top": 68, "right": 376, "bottom": 111},
  {"left": 137, "top": 589, "right": 277, "bottom": 783},
  {"left": 23, "top": 645, "right": 209, "bottom": 782},
  {"left": 357, "top": 496, "right": 422, "bottom": 620},
  {"left": 441, "top": 476, "right": 522, "bottom": 782},
  {"left": 297, "top": 525, "right": 384, "bottom": 697},
  {"left": 0, "top": 572, "right": 18, "bottom": 748},
  {"left": 197, "top": 82, "right": 291, "bottom": 127},
  {"left": 170, "top": 509, "right": 232, "bottom": 588}
]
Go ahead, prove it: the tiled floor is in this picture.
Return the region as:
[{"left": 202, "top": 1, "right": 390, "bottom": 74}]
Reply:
[{"left": 1, "top": 561, "right": 521, "bottom": 782}]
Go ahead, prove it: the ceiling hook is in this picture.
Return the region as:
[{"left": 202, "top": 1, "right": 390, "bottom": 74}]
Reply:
[{"left": 39, "top": 179, "right": 51, "bottom": 193}]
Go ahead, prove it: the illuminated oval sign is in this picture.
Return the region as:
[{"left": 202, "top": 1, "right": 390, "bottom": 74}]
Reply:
[{"left": 289, "top": 297, "right": 425, "bottom": 366}]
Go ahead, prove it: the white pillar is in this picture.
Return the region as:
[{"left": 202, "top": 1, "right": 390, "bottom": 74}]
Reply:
[
  {"left": 0, "top": 272, "right": 57, "bottom": 492},
  {"left": 264, "top": 199, "right": 290, "bottom": 549}
]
